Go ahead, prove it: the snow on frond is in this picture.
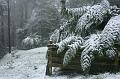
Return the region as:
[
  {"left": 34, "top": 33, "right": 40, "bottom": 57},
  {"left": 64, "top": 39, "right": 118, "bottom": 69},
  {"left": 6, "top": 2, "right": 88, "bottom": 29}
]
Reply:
[
  {"left": 59, "top": 1, "right": 91, "bottom": 39},
  {"left": 22, "top": 34, "right": 41, "bottom": 49},
  {"left": 81, "top": 34, "right": 100, "bottom": 71},
  {"left": 84, "top": 34, "right": 100, "bottom": 49},
  {"left": 50, "top": 17, "right": 79, "bottom": 43},
  {"left": 50, "top": 29, "right": 60, "bottom": 43},
  {"left": 105, "top": 48, "right": 117, "bottom": 59},
  {"left": 75, "top": 1, "right": 110, "bottom": 37},
  {"left": 81, "top": 15, "right": 120, "bottom": 73},
  {"left": 60, "top": 0, "right": 90, "bottom": 19},
  {"left": 110, "top": 5, "right": 120, "bottom": 16},
  {"left": 101, "top": 0, "right": 110, "bottom": 9},
  {"left": 57, "top": 36, "right": 79, "bottom": 54},
  {"left": 60, "top": 17, "right": 76, "bottom": 31},
  {"left": 64, "top": 6, "right": 91, "bottom": 18},
  {"left": 99, "top": 15, "right": 120, "bottom": 49},
  {"left": 82, "top": 34, "right": 102, "bottom": 56},
  {"left": 63, "top": 37, "right": 84, "bottom": 66},
  {"left": 60, "top": 17, "right": 79, "bottom": 37}
]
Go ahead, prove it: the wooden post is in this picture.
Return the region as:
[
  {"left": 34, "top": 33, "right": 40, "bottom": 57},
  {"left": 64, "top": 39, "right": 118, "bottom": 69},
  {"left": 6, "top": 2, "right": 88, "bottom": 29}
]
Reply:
[
  {"left": 114, "top": 52, "right": 119, "bottom": 72},
  {"left": 60, "top": 0, "right": 66, "bottom": 9},
  {"left": 7, "top": 0, "right": 11, "bottom": 53},
  {"left": 48, "top": 50, "right": 52, "bottom": 75},
  {"left": 46, "top": 40, "right": 53, "bottom": 75},
  {"left": 46, "top": 52, "right": 52, "bottom": 75}
]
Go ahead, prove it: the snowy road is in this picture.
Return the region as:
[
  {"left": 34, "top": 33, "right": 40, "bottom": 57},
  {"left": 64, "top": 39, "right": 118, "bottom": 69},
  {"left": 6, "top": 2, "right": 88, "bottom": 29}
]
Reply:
[{"left": 0, "top": 47, "right": 120, "bottom": 79}]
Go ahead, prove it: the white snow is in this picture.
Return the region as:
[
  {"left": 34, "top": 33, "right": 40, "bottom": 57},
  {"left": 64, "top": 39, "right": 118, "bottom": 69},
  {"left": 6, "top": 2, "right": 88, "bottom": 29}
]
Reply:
[
  {"left": 66, "top": 6, "right": 91, "bottom": 16},
  {"left": 0, "top": 47, "right": 120, "bottom": 79}
]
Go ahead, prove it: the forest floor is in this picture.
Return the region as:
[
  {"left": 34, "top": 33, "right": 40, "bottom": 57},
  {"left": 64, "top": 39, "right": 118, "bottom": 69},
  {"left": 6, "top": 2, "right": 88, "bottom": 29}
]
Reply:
[{"left": 0, "top": 47, "right": 120, "bottom": 79}]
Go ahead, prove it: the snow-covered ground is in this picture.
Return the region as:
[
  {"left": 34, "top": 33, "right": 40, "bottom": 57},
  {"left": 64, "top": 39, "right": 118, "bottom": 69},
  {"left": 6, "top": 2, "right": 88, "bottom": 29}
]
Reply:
[{"left": 0, "top": 47, "right": 120, "bottom": 79}]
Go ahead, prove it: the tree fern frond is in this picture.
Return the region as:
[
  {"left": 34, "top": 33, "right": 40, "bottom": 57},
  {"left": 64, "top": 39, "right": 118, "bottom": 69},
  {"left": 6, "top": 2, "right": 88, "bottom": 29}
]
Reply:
[
  {"left": 105, "top": 47, "right": 117, "bottom": 59},
  {"left": 99, "top": 15, "right": 120, "bottom": 49},
  {"left": 57, "top": 36, "right": 78, "bottom": 54},
  {"left": 60, "top": 17, "right": 78, "bottom": 36},
  {"left": 61, "top": 6, "right": 91, "bottom": 19},
  {"left": 50, "top": 17, "right": 79, "bottom": 43},
  {"left": 81, "top": 15, "right": 120, "bottom": 73},
  {"left": 50, "top": 29, "right": 60, "bottom": 43},
  {"left": 110, "top": 5, "right": 120, "bottom": 16},
  {"left": 63, "top": 37, "right": 84, "bottom": 66},
  {"left": 75, "top": 0, "right": 110, "bottom": 37}
]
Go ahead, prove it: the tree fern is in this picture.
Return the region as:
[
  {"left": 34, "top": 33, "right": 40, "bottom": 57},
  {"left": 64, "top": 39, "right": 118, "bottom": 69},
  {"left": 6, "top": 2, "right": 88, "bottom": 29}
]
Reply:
[{"left": 50, "top": 0, "right": 111, "bottom": 43}]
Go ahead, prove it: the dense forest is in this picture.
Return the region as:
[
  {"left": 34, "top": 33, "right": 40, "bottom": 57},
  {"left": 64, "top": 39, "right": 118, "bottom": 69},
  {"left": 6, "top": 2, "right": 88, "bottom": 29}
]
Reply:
[{"left": 0, "top": 0, "right": 61, "bottom": 55}]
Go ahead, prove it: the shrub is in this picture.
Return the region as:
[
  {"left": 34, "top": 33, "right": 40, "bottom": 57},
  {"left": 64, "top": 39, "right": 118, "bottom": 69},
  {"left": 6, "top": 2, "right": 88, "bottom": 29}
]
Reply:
[{"left": 22, "top": 34, "right": 41, "bottom": 49}]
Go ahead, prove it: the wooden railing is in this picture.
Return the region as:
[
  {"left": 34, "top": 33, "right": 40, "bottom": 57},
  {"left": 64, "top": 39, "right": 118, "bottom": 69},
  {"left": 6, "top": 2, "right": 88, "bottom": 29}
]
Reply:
[{"left": 46, "top": 41, "right": 120, "bottom": 75}]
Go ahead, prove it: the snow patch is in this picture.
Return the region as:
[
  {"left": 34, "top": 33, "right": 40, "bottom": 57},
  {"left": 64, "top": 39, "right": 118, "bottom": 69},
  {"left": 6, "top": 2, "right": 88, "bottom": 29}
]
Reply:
[{"left": 0, "top": 47, "right": 120, "bottom": 79}]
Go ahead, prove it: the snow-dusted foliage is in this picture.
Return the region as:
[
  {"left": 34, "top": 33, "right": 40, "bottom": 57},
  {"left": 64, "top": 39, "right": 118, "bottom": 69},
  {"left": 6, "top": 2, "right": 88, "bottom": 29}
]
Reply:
[
  {"left": 22, "top": 34, "right": 41, "bottom": 49},
  {"left": 105, "top": 48, "right": 117, "bottom": 59},
  {"left": 50, "top": 0, "right": 110, "bottom": 43},
  {"left": 57, "top": 36, "right": 80, "bottom": 54},
  {"left": 50, "top": 17, "right": 77, "bottom": 43},
  {"left": 63, "top": 38, "right": 84, "bottom": 66},
  {"left": 67, "top": 6, "right": 91, "bottom": 17},
  {"left": 50, "top": 6, "right": 91, "bottom": 43},
  {"left": 50, "top": 29, "right": 60, "bottom": 43},
  {"left": 50, "top": 0, "right": 91, "bottom": 43},
  {"left": 99, "top": 15, "right": 120, "bottom": 49},
  {"left": 110, "top": 5, "right": 120, "bottom": 16},
  {"left": 61, "top": 6, "right": 91, "bottom": 19},
  {"left": 81, "top": 34, "right": 100, "bottom": 72},
  {"left": 81, "top": 15, "right": 120, "bottom": 73},
  {"left": 60, "top": 0, "right": 90, "bottom": 19},
  {"left": 75, "top": 0, "right": 110, "bottom": 37},
  {"left": 50, "top": 0, "right": 111, "bottom": 43},
  {"left": 49, "top": 0, "right": 120, "bottom": 74}
]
